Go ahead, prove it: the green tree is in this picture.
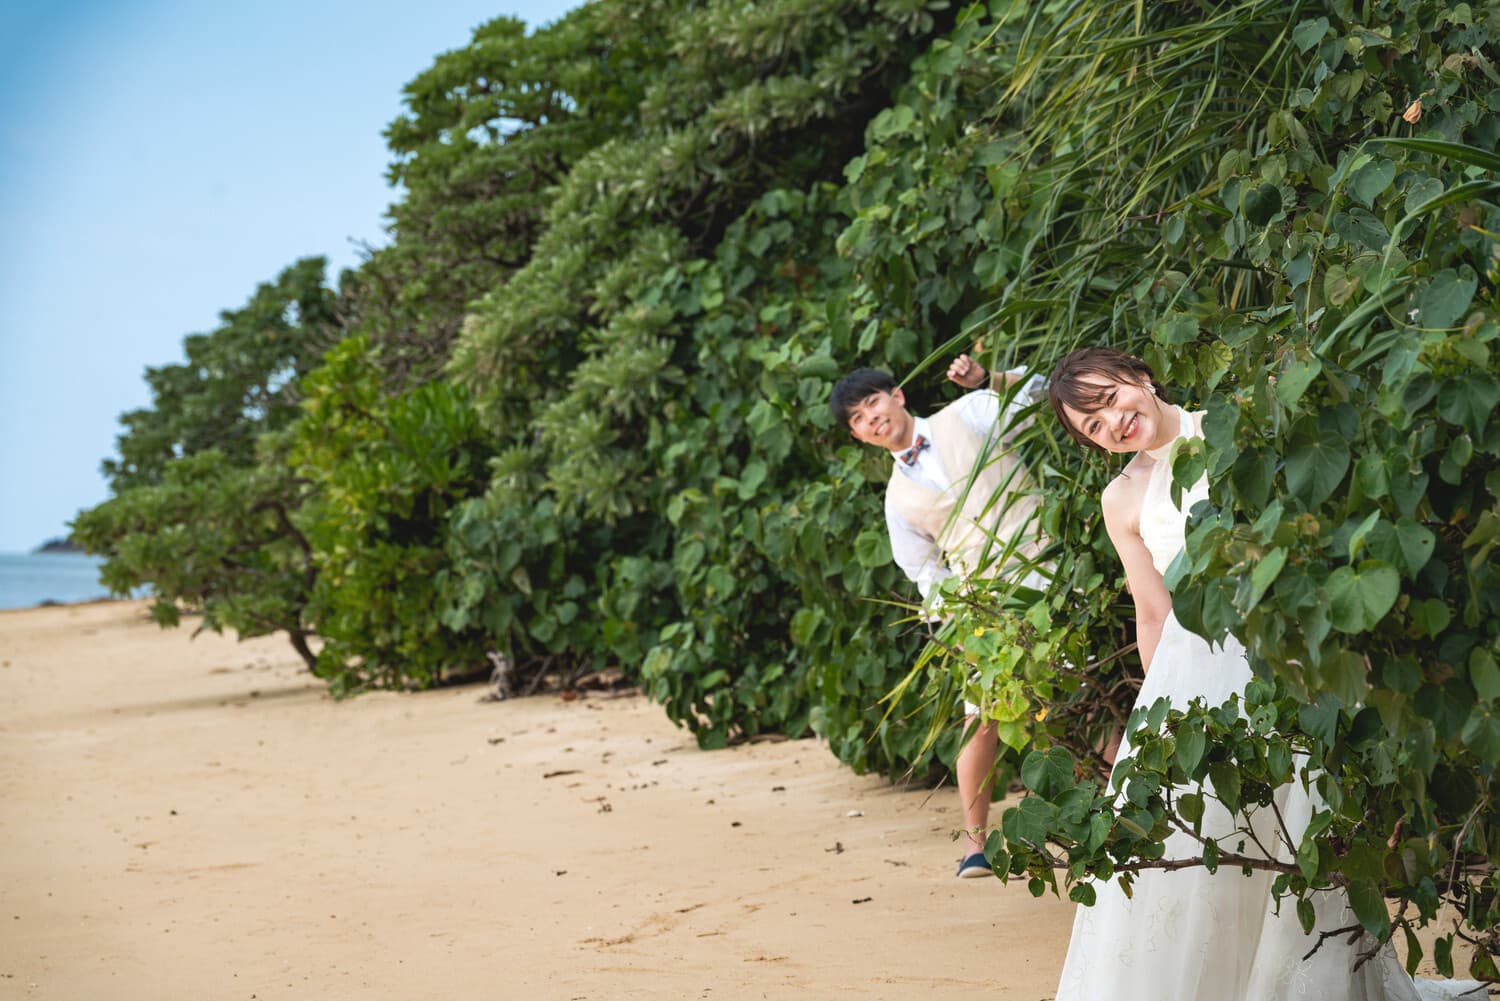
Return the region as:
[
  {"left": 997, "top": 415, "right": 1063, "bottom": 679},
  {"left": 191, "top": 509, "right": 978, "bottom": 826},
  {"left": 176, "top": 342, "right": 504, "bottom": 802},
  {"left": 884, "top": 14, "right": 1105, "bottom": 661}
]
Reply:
[
  {"left": 101, "top": 257, "right": 339, "bottom": 489},
  {"left": 441, "top": 0, "right": 957, "bottom": 742},
  {"left": 348, "top": 7, "right": 658, "bottom": 385},
  {"left": 76, "top": 259, "right": 340, "bottom": 668},
  {"left": 288, "top": 336, "right": 495, "bottom": 693}
]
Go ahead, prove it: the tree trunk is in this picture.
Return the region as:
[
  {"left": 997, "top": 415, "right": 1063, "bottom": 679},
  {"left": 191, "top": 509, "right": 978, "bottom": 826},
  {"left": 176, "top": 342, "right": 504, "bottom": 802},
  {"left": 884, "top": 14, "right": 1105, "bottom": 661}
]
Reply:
[{"left": 287, "top": 628, "right": 318, "bottom": 672}]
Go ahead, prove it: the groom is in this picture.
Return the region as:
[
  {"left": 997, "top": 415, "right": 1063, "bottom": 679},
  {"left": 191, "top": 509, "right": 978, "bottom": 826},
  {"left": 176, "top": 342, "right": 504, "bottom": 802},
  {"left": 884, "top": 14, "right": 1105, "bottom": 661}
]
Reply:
[{"left": 830, "top": 354, "right": 1045, "bottom": 878}]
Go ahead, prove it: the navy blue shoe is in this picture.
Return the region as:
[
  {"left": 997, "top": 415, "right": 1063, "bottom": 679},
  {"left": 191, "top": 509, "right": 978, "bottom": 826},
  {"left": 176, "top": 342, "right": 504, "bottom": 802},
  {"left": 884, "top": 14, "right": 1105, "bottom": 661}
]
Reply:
[{"left": 955, "top": 852, "right": 993, "bottom": 878}]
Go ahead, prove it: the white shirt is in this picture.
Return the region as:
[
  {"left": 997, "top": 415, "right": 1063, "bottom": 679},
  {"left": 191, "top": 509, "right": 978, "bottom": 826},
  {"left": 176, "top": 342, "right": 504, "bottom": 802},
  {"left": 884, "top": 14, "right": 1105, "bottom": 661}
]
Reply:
[{"left": 885, "top": 373, "right": 1044, "bottom": 601}]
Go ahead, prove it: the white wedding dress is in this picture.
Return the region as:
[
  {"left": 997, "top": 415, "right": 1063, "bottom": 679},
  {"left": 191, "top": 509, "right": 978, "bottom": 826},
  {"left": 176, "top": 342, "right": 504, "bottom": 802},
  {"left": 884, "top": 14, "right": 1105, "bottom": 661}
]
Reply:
[{"left": 1054, "top": 406, "right": 1483, "bottom": 1001}]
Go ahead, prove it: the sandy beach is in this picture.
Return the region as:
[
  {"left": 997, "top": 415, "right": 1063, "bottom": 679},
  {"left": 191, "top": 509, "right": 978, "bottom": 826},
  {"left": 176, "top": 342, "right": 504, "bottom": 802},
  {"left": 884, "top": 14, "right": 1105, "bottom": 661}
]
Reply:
[{"left": 0, "top": 600, "right": 1072, "bottom": 1000}]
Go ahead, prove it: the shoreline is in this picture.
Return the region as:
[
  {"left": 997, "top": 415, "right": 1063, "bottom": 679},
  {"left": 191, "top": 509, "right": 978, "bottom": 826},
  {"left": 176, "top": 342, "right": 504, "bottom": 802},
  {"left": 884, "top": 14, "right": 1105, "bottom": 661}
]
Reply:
[
  {"left": 0, "top": 550, "right": 119, "bottom": 613},
  {"left": 0, "top": 594, "right": 125, "bottom": 614},
  {"left": 1, "top": 600, "right": 1073, "bottom": 999}
]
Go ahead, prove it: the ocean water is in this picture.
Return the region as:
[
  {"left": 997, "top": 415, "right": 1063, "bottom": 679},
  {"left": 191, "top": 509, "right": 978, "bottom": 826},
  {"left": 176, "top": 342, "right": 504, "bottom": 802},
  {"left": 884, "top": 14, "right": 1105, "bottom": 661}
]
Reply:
[{"left": 0, "top": 552, "right": 117, "bottom": 610}]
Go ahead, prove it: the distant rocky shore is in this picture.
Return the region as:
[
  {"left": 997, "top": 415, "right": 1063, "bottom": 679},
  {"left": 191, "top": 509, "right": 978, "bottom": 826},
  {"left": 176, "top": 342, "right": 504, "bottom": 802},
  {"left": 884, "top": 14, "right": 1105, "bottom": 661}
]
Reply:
[{"left": 33, "top": 537, "right": 84, "bottom": 555}]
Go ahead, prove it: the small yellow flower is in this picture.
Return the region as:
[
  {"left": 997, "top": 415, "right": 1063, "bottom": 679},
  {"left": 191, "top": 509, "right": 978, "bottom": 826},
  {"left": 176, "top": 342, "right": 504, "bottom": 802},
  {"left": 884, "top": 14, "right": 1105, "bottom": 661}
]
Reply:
[
  {"left": 1034, "top": 706, "right": 1049, "bottom": 722},
  {"left": 973, "top": 627, "right": 986, "bottom": 637},
  {"left": 1402, "top": 98, "right": 1423, "bottom": 124}
]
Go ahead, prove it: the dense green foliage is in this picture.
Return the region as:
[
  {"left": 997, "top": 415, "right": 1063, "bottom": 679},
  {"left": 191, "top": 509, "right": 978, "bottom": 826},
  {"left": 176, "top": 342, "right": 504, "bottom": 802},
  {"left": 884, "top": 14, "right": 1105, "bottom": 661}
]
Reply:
[
  {"left": 290, "top": 336, "right": 496, "bottom": 692},
  {"left": 895, "top": 0, "right": 1500, "bottom": 975},
  {"left": 353, "top": 7, "right": 657, "bottom": 384},
  {"left": 80, "top": 0, "right": 1499, "bottom": 971},
  {"left": 82, "top": 0, "right": 961, "bottom": 750},
  {"left": 438, "top": 0, "right": 957, "bottom": 753}
]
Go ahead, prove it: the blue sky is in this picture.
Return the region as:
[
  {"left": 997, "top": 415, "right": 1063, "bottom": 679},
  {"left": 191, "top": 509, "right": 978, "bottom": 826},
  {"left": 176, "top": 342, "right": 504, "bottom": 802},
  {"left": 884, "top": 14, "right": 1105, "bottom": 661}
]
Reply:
[{"left": 0, "top": 0, "right": 579, "bottom": 552}]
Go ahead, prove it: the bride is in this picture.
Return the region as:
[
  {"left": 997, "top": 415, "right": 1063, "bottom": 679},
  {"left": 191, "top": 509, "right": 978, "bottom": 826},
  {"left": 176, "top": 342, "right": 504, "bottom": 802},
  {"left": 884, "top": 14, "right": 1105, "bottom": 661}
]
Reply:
[{"left": 1045, "top": 347, "right": 1480, "bottom": 1000}]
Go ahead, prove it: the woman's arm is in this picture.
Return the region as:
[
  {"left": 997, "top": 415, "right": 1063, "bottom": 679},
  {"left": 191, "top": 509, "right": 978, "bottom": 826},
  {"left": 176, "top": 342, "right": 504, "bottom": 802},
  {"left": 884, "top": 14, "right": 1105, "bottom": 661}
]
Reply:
[{"left": 1101, "top": 477, "right": 1173, "bottom": 674}]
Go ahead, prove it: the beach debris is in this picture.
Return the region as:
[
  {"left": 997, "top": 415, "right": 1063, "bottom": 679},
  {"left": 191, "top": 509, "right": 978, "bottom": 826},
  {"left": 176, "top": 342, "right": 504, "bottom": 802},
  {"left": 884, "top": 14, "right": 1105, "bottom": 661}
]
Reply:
[
  {"left": 574, "top": 667, "right": 627, "bottom": 691},
  {"left": 555, "top": 870, "right": 567, "bottom": 876},
  {"left": 825, "top": 841, "right": 844, "bottom": 854},
  {"left": 542, "top": 769, "right": 581, "bottom": 779},
  {"left": 846, "top": 809, "right": 864, "bottom": 818},
  {"left": 770, "top": 785, "right": 786, "bottom": 792},
  {"left": 851, "top": 897, "right": 872, "bottom": 905},
  {"left": 486, "top": 736, "right": 505, "bottom": 745},
  {"left": 731, "top": 821, "right": 742, "bottom": 827},
  {"left": 482, "top": 650, "right": 514, "bottom": 701}
]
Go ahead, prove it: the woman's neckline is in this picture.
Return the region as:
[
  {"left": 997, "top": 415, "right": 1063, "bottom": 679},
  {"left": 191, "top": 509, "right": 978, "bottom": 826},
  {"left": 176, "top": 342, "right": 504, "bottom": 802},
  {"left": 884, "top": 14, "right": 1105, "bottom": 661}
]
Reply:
[{"left": 1142, "top": 405, "right": 1185, "bottom": 462}]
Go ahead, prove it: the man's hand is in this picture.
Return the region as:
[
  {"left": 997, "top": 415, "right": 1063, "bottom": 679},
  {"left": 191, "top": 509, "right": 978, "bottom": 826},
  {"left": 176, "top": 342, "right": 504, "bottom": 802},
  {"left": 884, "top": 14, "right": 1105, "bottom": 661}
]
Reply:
[{"left": 946, "top": 354, "right": 988, "bottom": 390}]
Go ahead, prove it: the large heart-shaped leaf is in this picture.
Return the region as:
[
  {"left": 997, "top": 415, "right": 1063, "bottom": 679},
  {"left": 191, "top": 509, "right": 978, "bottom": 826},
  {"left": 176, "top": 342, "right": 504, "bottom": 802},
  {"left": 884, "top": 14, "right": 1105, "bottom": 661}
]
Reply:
[
  {"left": 1276, "top": 354, "right": 1322, "bottom": 409},
  {"left": 1326, "top": 561, "right": 1400, "bottom": 633},
  {"left": 1020, "top": 746, "right": 1075, "bottom": 798},
  {"left": 1437, "top": 374, "right": 1500, "bottom": 439},
  {"left": 1392, "top": 518, "right": 1436, "bottom": 576},
  {"left": 1471, "top": 650, "right": 1500, "bottom": 704},
  {"left": 1231, "top": 448, "right": 1277, "bottom": 509},
  {"left": 1348, "top": 878, "right": 1392, "bottom": 939},
  {"left": 1417, "top": 267, "right": 1478, "bottom": 331},
  {"left": 1286, "top": 421, "right": 1350, "bottom": 507},
  {"left": 1292, "top": 16, "right": 1328, "bottom": 51},
  {"left": 1350, "top": 158, "right": 1395, "bottom": 208}
]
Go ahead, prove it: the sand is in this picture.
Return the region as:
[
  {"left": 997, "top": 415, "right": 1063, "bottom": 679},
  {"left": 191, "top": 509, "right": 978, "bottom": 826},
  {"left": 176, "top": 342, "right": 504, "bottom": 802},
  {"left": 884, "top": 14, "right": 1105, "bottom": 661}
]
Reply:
[{"left": 0, "top": 600, "right": 1073, "bottom": 1000}]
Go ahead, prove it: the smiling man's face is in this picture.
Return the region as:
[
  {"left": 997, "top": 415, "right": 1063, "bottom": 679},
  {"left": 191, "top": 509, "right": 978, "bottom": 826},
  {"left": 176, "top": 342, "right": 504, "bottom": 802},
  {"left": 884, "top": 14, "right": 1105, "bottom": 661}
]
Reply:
[{"left": 846, "top": 387, "right": 916, "bottom": 452}]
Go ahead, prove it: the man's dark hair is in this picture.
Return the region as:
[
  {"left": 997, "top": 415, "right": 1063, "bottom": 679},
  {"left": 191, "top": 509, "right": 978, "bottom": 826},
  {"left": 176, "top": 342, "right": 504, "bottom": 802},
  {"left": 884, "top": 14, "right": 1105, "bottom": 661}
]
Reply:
[{"left": 829, "top": 368, "right": 898, "bottom": 426}]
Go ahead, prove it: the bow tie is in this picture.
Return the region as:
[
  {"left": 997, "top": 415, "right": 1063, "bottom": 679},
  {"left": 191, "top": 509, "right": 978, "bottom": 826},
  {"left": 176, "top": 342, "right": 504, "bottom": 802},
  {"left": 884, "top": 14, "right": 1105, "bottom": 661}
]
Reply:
[{"left": 899, "top": 435, "right": 930, "bottom": 466}]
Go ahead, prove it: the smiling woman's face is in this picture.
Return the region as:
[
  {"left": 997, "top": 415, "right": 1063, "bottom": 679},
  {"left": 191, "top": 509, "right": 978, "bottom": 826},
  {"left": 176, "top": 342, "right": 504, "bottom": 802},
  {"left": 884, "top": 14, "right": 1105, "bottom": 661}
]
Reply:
[{"left": 1060, "top": 376, "right": 1172, "bottom": 454}]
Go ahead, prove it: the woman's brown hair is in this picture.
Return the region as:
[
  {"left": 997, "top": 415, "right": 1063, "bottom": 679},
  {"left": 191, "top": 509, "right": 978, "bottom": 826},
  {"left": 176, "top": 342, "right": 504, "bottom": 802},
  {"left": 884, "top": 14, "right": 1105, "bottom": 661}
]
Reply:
[{"left": 1047, "top": 347, "right": 1163, "bottom": 451}]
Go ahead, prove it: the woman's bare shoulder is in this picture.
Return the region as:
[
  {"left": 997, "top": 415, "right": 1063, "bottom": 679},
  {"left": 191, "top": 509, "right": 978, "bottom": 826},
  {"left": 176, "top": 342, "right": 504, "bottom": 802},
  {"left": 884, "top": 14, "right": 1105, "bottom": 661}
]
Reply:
[{"left": 1100, "top": 461, "right": 1150, "bottom": 530}]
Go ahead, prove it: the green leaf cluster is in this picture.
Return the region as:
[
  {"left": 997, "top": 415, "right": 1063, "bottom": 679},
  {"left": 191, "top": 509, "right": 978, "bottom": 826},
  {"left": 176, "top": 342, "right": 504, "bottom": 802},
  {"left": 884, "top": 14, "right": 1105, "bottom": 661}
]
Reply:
[
  {"left": 288, "top": 336, "right": 497, "bottom": 693},
  {"left": 899, "top": 0, "right": 1500, "bottom": 974}
]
